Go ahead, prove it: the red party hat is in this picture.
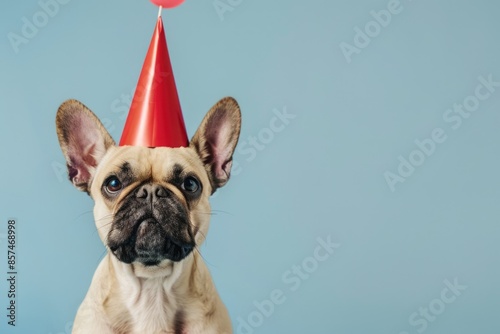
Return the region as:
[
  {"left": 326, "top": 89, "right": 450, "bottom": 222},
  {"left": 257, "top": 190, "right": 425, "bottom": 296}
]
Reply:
[{"left": 119, "top": 16, "right": 188, "bottom": 147}]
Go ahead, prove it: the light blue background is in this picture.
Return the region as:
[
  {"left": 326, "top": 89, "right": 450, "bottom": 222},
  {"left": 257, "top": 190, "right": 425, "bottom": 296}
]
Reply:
[{"left": 1, "top": 0, "right": 500, "bottom": 333}]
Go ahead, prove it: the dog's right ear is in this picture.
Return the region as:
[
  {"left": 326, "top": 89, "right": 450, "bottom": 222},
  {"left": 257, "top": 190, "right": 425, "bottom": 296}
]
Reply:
[
  {"left": 56, "top": 99, "right": 115, "bottom": 192},
  {"left": 190, "top": 97, "right": 241, "bottom": 193}
]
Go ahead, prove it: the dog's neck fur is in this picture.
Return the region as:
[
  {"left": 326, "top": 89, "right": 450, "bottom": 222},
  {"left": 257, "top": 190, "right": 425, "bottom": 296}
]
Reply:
[{"left": 101, "top": 252, "right": 206, "bottom": 334}]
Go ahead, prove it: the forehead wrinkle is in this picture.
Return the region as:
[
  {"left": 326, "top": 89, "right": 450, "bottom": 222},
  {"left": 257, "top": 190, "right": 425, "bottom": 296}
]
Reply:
[
  {"left": 151, "top": 148, "right": 175, "bottom": 182},
  {"left": 124, "top": 147, "right": 153, "bottom": 181},
  {"left": 176, "top": 148, "right": 208, "bottom": 176},
  {"left": 166, "top": 163, "right": 185, "bottom": 184}
]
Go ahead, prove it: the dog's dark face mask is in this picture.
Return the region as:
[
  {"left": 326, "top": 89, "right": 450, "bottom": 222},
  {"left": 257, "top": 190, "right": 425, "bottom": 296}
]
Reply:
[
  {"left": 104, "top": 162, "right": 203, "bottom": 265},
  {"left": 108, "top": 183, "right": 193, "bottom": 264}
]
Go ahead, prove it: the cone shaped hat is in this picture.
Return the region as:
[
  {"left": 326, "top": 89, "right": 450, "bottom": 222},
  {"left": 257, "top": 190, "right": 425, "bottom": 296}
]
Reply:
[{"left": 119, "top": 16, "right": 188, "bottom": 147}]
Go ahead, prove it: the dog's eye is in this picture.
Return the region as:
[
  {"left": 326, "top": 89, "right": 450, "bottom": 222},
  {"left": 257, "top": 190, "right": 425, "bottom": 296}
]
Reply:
[
  {"left": 181, "top": 176, "right": 200, "bottom": 193},
  {"left": 104, "top": 176, "right": 123, "bottom": 194}
]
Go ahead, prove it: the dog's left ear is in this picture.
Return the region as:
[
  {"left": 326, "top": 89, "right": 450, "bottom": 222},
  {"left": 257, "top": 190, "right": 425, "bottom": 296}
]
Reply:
[
  {"left": 190, "top": 97, "right": 241, "bottom": 192},
  {"left": 56, "top": 99, "right": 115, "bottom": 192}
]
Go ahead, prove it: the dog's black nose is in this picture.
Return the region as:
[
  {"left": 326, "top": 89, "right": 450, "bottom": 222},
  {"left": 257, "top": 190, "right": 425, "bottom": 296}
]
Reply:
[{"left": 136, "top": 184, "right": 169, "bottom": 201}]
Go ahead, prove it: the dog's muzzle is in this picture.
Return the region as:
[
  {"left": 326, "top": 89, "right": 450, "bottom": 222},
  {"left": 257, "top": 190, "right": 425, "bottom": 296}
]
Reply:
[{"left": 107, "top": 183, "right": 195, "bottom": 266}]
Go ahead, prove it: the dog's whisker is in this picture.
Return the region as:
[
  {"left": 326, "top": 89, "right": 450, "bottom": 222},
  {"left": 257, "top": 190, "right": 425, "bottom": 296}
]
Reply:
[
  {"left": 209, "top": 209, "right": 235, "bottom": 216},
  {"left": 95, "top": 248, "right": 107, "bottom": 266},
  {"left": 192, "top": 246, "right": 206, "bottom": 262},
  {"left": 94, "top": 214, "right": 114, "bottom": 222},
  {"left": 192, "top": 210, "right": 216, "bottom": 216},
  {"left": 194, "top": 247, "right": 219, "bottom": 269},
  {"left": 68, "top": 210, "right": 94, "bottom": 224},
  {"left": 195, "top": 229, "right": 207, "bottom": 240},
  {"left": 95, "top": 221, "right": 115, "bottom": 233}
]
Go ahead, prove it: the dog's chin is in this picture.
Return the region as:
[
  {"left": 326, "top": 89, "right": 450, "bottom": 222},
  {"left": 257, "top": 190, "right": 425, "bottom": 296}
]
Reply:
[{"left": 108, "top": 219, "right": 194, "bottom": 266}]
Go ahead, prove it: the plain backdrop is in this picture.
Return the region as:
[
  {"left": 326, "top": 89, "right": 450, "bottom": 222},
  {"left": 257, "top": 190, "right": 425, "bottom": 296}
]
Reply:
[{"left": 1, "top": 0, "right": 500, "bottom": 333}]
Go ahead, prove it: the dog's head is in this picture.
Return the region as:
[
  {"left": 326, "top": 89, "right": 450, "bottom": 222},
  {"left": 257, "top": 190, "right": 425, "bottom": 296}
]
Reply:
[{"left": 56, "top": 97, "right": 241, "bottom": 266}]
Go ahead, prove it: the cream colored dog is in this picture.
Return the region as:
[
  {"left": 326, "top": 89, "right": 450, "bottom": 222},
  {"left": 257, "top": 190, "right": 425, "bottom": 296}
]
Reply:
[{"left": 56, "top": 97, "right": 241, "bottom": 334}]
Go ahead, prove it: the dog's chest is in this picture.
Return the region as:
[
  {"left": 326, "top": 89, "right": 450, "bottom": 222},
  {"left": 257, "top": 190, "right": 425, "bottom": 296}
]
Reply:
[{"left": 124, "top": 279, "right": 183, "bottom": 334}]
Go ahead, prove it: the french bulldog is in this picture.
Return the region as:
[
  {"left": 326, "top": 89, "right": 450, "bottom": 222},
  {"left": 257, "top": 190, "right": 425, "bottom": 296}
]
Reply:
[{"left": 55, "top": 97, "right": 241, "bottom": 334}]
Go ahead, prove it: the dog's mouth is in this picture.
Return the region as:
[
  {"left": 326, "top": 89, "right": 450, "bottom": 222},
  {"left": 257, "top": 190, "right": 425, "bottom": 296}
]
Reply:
[{"left": 108, "top": 218, "right": 195, "bottom": 265}]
